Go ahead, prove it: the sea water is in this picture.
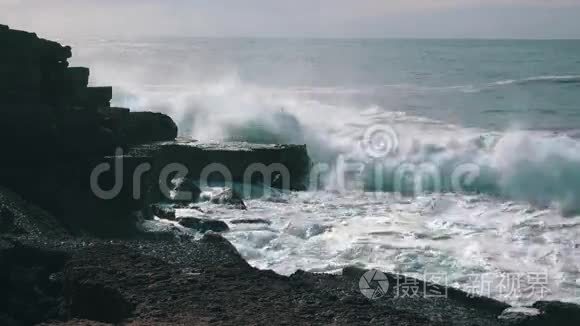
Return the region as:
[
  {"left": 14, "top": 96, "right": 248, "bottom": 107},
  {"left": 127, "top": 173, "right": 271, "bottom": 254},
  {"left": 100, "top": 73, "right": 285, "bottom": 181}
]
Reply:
[{"left": 70, "top": 37, "right": 580, "bottom": 305}]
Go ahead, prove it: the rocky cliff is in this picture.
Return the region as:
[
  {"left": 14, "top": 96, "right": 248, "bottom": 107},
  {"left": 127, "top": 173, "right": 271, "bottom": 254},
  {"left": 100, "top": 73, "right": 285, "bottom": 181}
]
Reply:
[
  {"left": 0, "top": 24, "right": 311, "bottom": 236},
  {"left": 0, "top": 24, "right": 178, "bottom": 158},
  {"left": 0, "top": 25, "right": 179, "bottom": 235}
]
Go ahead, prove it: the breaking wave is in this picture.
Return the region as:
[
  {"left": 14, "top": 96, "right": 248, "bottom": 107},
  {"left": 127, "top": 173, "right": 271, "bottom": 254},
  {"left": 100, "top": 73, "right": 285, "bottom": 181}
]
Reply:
[
  {"left": 361, "top": 131, "right": 580, "bottom": 215},
  {"left": 489, "top": 75, "right": 580, "bottom": 86},
  {"left": 112, "top": 75, "right": 580, "bottom": 215}
]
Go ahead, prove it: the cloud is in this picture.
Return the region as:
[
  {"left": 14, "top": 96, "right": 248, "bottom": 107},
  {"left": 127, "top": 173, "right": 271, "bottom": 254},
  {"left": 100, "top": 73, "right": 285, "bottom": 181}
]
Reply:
[
  {"left": 1, "top": 0, "right": 579, "bottom": 39},
  {"left": 0, "top": 0, "right": 21, "bottom": 5}
]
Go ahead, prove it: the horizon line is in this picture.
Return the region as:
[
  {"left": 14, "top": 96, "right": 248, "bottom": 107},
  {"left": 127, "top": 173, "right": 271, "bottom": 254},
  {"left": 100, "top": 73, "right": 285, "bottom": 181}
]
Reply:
[{"left": 63, "top": 34, "right": 580, "bottom": 42}]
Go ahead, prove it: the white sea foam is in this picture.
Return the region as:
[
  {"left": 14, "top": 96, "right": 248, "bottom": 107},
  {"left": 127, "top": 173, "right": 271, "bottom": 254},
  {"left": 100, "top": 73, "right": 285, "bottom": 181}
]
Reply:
[
  {"left": 100, "top": 71, "right": 580, "bottom": 306},
  {"left": 111, "top": 75, "right": 580, "bottom": 214}
]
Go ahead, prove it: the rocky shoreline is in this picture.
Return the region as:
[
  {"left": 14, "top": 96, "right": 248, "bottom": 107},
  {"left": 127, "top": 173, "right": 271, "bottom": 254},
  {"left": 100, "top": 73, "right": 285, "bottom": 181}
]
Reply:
[{"left": 1, "top": 25, "right": 579, "bottom": 325}]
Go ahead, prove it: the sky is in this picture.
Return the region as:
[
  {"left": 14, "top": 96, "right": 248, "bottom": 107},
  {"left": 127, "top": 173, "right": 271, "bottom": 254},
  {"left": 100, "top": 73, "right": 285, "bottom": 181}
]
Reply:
[{"left": 1, "top": 0, "right": 580, "bottom": 39}]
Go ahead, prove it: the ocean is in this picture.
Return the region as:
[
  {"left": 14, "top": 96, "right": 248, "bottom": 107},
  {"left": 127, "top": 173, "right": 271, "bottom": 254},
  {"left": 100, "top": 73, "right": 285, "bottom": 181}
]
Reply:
[{"left": 69, "top": 37, "right": 580, "bottom": 305}]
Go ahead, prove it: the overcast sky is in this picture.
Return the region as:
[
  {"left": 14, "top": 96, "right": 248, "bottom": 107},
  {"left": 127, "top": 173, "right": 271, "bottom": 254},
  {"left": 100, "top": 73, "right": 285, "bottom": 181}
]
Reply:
[{"left": 1, "top": 0, "right": 580, "bottom": 39}]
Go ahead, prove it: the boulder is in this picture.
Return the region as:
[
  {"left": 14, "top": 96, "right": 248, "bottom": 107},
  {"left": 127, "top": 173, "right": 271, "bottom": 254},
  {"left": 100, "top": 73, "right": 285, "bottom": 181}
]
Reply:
[
  {"left": 210, "top": 188, "right": 247, "bottom": 210},
  {"left": 117, "top": 141, "right": 311, "bottom": 220},
  {"left": 498, "top": 307, "right": 541, "bottom": 325},
  {"left": 341, "top": 266, "right": 367, "bottom": 281},
  {"left": 177, "top": 217, "right": 229, "bottom": 233},
  {"left": 230, "top": 218, "right": 272, "bottom": 225},
  {"left": 122, "top": 111, "right": 178, "bottom": 145},
  {"left": 126, "top": 140, "right": 311, "bottom": 211},
  {"left": 150, "top": 205, "right": 176, "bottom": 220},
  {"left": 532, "top": 301, "right": 580, "bottom": 325},
  {"left": 171, "top": 178, "right": 201, "bottom": 203},
  {"left": 284, "top": 222, "right": 331, "bottom": 239}
]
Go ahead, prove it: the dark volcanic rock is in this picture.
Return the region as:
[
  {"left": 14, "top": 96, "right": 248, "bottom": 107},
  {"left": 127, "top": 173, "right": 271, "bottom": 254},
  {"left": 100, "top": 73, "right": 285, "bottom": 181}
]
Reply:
[
  {"left": 0, "top": 238, "right": 70, "bottom": 325},
  {"left": 496, "top": 302, "right": 580, "bottom": 326},
  {"left": 498, "top": 307, "right": 541, "bottom": 325},
  {"left": 0, "top": 186, "right": 68, "bottom": 238},
  {"left": 0, "top": 205, "right": 20, "bottom": 234},
  {"left": 3, "top": 228, "right": 580, "bottom": 326},
  {"left": 210, "top": 188, "right": 247, "bottom": 210},
  {"left": 532, "top": 301, "right": 580, "bottom": 325},
  {"left": 39, "top": 319, "right": 110, "bottom": 326},
  {"left": 340, "top": 266, "right": 511, "bottom": 324},
  {"left": 32, "top": 236, "right": 514, "bottom": 326},
  {"left": 177, "top": 217, "right": 229, "bottom": 233},
  {"left": 0, "top": 25, "right": 180, "bottom": 236},
  {"left": 171, "top": 177, "right": 202, "bottom": 203},
  {"left": 123, "top": 111, "right": 178, "bottom": 145},
  {"left": 230, "top": 218, "right": 272, "bottom": 225},
  {"left": 123, "top": 140, "right": 311, "bottom": 219},
  {"left": 150, "top": 204, "right": 176, "bottom": 220},
  {"left": 0, "top": 22, "right": 310, "bottom": 237},
  {"left": 128, "top": 140, "right": 312, "bottom": 195},
  {"left": 64, "top": 279, "right": 134, "bottom": 323}
]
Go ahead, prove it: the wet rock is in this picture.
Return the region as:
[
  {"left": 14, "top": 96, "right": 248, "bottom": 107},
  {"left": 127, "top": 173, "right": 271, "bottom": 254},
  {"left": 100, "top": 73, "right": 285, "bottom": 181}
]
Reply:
[
  {"left": 230, "top": 218, "right": 272, "bottom": 225},
  {"left": 284, "top": 222, "right": 331, "bottom": 239},
  {"left": 341, "top": 266, "right": 367, "bottom": 280},
  {"left": 151, "top": 205, "right": 176, "bottom": 220},
  {"left": 123, "top": 111, "right": 178, "bottom": 145},
  {"left": 177, "top": 217, "right": 229, "bottom": 233},
  {"left": 171, "top": 178, "right": 202, "bottom": 203},
  {"left": 532, "top": 301, "right": 580, "bottom": 325},
  {"left": 170, "top": 203, "right": 205, "bottom": 212},
  {"left": 124, "top": 140, "right": 312, "bottom": 221},
  {"left": 128, "top": 140, "right": 312, "bottom": 193},
  {"left": 210, "top": 188, "right": 247, "bottom": 210},
  {"left": 498, "top": 307, "right": 541, "bottom": 325}
]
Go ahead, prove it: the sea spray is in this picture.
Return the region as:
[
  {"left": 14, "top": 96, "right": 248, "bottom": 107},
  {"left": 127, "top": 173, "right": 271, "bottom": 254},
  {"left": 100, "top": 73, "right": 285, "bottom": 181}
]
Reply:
[{"left": 108, "top": 76, "right": 580, "bottom": 214}]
